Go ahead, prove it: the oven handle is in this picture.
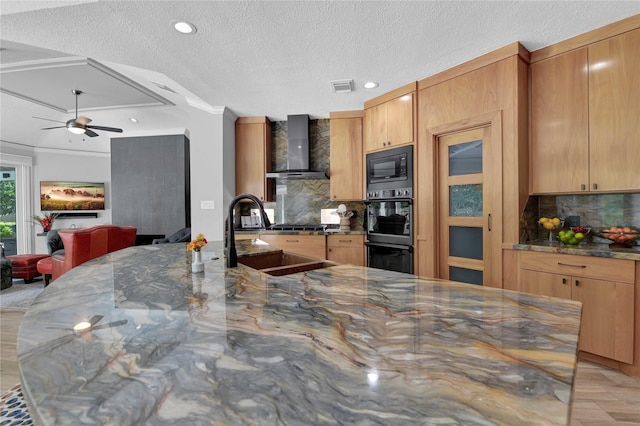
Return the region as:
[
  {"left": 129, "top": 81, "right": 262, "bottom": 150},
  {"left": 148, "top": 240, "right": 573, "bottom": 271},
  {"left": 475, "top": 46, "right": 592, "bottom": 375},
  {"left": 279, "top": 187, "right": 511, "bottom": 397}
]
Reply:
[
  {"left": 364, "top": 198, "right": 413, "bottom": 204},
  {"left": 365, "top": 242, "right": 413, "bottom": 252}
]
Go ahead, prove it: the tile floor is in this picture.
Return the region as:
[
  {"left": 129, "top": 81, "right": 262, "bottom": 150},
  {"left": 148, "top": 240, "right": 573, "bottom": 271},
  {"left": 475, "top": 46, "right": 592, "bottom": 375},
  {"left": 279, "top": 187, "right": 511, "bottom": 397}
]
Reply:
[{"left": 571, "top": 361, "right": 640, "bottom": 425}]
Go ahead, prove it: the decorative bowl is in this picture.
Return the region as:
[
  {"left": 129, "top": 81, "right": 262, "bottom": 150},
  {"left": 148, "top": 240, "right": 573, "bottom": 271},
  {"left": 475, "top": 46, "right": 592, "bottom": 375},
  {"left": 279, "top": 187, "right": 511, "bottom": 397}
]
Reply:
[
  {"left": 538, "top": 217, "right": 563, "bottom": 243},
  {"left": 557, "top": 227, "right": 590, "bottom": 245},
  {"left": 596, "top": 226, "right": 639, "bottom": 248}
]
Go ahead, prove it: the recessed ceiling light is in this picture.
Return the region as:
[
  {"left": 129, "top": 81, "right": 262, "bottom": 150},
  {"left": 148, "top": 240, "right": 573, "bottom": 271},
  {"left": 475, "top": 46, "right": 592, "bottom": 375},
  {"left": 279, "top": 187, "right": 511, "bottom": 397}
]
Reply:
[
  {"left": 173, "top": 21, "right": 197, "bottom": 34},
  {"left": 129, "top": 117, "right": 138, "bottom": 123},
  {"left": 364, "top": 82, "right": 379, "bottom": 89}
]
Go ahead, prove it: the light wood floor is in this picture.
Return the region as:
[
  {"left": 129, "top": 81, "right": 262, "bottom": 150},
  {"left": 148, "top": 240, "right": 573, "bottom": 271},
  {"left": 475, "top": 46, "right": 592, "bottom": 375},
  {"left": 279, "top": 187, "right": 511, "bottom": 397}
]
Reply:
[{"left": 2, "top": 309, "right": 639, "bottom": 424}]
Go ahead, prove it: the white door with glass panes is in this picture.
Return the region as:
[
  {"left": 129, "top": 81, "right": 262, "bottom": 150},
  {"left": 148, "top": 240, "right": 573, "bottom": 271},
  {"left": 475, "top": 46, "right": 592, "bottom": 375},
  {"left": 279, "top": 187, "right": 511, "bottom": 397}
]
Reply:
[{"left": 438, "top": 127, "right": 495, "bottom": 286}]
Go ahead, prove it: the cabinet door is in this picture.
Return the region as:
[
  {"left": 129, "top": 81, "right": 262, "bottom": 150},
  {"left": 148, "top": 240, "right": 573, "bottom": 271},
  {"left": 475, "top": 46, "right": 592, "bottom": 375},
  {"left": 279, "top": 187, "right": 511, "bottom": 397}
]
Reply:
[
  {"left": 258, "top": 235, "right": 326, "bottom": 260},
  {"left": 519, "top": 269, "right": 572, "bottom": 299},
  {"left": 571, "top": 277, "right": 634, "bottom": 364},
  {"left": 326, "top": 235, "right": 365, "bottom": 266},
  {"left": 327, "top": 246, "right": 364, "bottom": 266},
  {"left": 236, "top": 120, "right": 272, "bottom": 201},
  {"left": 588, "top": 28, "right": 640, "bottom": 192},
  {"left": 438, "top": 126, "right": 501, "bottom": 287},
  {"left": 530, "top": 48, "right": 589, "bottom": 193},
  {"left": 387, "top": 93, "right": 414, "bottom": 146},
  {"left": 330, "top": 117, "right": 364, "bottom": 200},
  {"left": 364, "top": 103, "right": 387, "bottom": 152}
]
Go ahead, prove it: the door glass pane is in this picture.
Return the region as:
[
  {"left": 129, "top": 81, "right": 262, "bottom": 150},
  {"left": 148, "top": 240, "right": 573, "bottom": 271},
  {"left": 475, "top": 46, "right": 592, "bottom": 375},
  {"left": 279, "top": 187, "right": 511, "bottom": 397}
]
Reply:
[
  {"left": 449, "top": 184, "right": 483, "bottom": 217},
  {"left": 449, "top": 226, "right": 483, "bottom": 260},
  {"left": 450, "top": 266, "right": 483, "bottom": 286},
  {"left": 449, "top": 140, "right": 482, "bottom": 176},
  {"left": 0, "top": 167, "right": 17, "bottom": 256}
]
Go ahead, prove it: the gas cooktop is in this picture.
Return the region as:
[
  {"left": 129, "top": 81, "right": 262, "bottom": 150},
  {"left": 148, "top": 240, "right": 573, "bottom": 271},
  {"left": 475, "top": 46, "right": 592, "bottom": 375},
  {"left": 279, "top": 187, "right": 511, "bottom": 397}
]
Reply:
[{"left": 267, "top": 224, "right": 329, "bottom": 231}]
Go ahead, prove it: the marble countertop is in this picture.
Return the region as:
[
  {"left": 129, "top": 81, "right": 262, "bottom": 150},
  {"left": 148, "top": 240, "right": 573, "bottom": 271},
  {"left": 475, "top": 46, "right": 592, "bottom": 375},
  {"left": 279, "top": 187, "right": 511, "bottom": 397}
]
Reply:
[
  {"left": 18, "top": 240, "right": 582, "bottom": 425},
  {"left": 514, "top": 241, "right": 640, "bottom": 261}
]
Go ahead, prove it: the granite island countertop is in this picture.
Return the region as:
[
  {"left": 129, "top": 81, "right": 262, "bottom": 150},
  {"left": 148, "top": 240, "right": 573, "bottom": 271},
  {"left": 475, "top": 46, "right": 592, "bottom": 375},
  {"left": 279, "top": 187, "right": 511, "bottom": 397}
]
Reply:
[{"left": 18, "top": 240, "right": 582, "bottom": 425}]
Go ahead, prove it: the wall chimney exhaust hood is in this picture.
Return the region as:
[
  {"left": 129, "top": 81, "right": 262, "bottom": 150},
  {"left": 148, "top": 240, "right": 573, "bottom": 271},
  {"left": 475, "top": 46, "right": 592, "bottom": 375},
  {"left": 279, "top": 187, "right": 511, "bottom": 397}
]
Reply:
[{"left": 265, "top": 114, "right": 328, "bottom": 180}]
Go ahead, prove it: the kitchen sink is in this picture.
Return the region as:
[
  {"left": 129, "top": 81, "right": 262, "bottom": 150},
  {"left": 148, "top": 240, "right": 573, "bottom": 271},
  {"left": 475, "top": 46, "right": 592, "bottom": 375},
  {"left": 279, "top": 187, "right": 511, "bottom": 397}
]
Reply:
[{"left": 238, "top": 252, "right": 337, "bottom": 276}]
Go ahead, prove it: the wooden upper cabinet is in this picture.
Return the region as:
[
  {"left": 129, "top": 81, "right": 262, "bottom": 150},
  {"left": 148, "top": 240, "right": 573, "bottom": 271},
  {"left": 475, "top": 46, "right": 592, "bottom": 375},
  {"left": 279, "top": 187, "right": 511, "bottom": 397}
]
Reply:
[
  {"left": 364, "top": 82, "right": 416, "bottom": 153},
  {"left": 329, "top": 111, "right": 364, "bottom": 201},
  {"left": 530, "top": 28, "right": 640, "bottom": 193},
  {"left": 235, "top": 117, "right": 273, "bottom": 202},
  {"left": 530, "top": 48, "right": 589, "bottom": 193},
  {"left": 588, "top": 28, "right": 640, "bottom": 192},
  {"left": 364, "top": 104, "right": 387, "bottom": 152}
]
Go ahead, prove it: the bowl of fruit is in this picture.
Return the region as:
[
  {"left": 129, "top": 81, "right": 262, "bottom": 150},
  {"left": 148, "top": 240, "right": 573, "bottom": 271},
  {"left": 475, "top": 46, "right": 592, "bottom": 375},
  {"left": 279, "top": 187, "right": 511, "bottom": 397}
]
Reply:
[
  {"left": 538, "top": 217, "right": 563, "bottom": 243},
  {"left": 596, "top": 226, "right": 639, "bottom": 248},
  {"left": 557, "top": 226, "right": 590, "bottom": 246}
]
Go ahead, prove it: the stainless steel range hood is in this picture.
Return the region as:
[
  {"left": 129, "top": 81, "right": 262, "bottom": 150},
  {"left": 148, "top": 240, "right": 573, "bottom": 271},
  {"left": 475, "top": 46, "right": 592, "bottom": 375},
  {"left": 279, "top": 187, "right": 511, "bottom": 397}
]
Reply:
[{"left": 265, "top": 114, "right": 328, "bottom": 180}]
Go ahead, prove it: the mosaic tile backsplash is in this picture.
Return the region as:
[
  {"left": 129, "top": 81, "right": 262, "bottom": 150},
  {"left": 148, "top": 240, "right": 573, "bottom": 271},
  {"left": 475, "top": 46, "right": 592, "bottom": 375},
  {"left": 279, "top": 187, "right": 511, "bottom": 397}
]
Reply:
[
  {"left": 265, "top": 119, "right": 365, "bottom": 228},
  {"left": 520, "top": 193, "right": 640, "bottom": 245}
]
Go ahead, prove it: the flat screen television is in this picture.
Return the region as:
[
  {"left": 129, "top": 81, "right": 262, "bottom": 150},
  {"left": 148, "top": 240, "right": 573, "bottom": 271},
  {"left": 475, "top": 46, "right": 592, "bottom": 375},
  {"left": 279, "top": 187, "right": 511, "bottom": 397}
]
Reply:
[{"left": 40, "top": 181, "right": 105, "bottom": 211}]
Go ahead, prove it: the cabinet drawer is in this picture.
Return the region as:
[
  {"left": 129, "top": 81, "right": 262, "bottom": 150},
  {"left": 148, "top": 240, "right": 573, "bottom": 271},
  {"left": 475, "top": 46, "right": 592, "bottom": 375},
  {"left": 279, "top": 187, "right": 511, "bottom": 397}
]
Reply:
[
  {"left": 519, "top": 251, "right": 635, "bottom": 284},
  {"left": 258, "top": 235, "right": 327, "bottom": 260},
  {"left": 327, "top": 234, "right": 364, "bottom": 248}
]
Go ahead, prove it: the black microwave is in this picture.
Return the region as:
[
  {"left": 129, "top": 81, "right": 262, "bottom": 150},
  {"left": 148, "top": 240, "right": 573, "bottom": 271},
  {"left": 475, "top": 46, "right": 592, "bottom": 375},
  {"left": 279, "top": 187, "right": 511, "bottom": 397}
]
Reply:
[{"left": 366, "top": 145, "right": 413, "bottom": 190}]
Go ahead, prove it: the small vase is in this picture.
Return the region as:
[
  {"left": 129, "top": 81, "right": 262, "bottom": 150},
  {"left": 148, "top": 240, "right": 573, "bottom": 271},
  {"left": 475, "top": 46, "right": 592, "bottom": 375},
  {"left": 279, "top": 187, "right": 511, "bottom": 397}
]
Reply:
[
  {"left": 192, "top": 251, "right": 204, "bottom": 273},
  {"left": 339, "top": 218, "right": 351, "bottom": 231}
]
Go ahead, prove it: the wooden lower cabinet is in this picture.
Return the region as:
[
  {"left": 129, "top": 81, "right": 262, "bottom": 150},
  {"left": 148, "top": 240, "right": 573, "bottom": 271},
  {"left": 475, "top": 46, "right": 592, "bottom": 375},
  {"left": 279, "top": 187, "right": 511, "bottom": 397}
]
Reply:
[
  {"left": 519, "top": 251, "right": 635, "bottom": 364},
  {"left": 258, "top": 234, "right": 327, "bottom": 260},
  {"left": 326, "top": 235, "right": 365, "bottom": 266}
]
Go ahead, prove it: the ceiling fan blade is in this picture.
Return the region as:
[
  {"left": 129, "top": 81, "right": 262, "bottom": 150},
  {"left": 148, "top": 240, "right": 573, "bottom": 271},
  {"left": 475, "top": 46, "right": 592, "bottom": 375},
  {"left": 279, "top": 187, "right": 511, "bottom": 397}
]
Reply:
[
  {"left": 87, "top": 125, "right": 123, "bottom": 133},
  {"left": 41, "top": 125, "right": 66, "bottom": 130},
  {"left": 33, "top": 116, "right": 65, "bottom": 124},
  {"left": 76, "top": 116, "right": 92, "bottom": 125},
  {"left": 85, "top": 129, "right": 100, "bottom": 137}
]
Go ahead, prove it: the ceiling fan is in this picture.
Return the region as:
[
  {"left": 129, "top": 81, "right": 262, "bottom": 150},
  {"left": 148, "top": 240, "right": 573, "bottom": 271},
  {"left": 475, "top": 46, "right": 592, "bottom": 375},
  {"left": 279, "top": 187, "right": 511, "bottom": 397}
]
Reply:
[{"left": 35, "top": 89, "right": 123, "bottom": 137}]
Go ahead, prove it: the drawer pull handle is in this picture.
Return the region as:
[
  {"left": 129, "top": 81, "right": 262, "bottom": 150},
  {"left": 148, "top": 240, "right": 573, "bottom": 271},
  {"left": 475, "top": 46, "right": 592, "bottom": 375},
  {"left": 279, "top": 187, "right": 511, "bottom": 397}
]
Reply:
[
  {"left": 562, "top": 278, "right": 567, "bottom": 284},
  {"left": 286, "top": 239, "right": 299, "bottom": 243},
  {"left": 575, "top": 280, "right": 580, "bottom": 286},
  {"left": 339, "top": 239, "right": 352, "bottom": 243},
  {"left": 557, "top": 262, "right": 586, "bottom": 268}
]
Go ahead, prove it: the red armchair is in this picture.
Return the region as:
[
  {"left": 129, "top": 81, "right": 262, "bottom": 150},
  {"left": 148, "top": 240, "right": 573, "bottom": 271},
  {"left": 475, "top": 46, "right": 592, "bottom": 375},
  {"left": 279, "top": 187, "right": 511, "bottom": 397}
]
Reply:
[{"left": 51, "top": 225, "right": 137, "bottom": 281}]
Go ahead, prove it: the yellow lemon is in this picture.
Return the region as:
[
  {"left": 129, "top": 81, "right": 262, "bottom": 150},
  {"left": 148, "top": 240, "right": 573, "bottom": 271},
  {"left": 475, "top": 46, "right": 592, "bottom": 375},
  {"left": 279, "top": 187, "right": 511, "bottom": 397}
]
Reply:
[
  {"left": 539, "top": 217, "right": 549, "bottom": 223},
  {"left": 551, "top": 218, "right": 561, "bottom": 226},
  {"left": 543, "top": 221, "right": 555, "bottom": 230}
]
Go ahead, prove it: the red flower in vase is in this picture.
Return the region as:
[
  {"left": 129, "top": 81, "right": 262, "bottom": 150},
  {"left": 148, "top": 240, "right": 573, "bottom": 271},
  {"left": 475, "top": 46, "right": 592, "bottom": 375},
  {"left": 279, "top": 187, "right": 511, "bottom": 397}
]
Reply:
[{"left": 31, "top": 211, "right": 59, "bottom": 232}]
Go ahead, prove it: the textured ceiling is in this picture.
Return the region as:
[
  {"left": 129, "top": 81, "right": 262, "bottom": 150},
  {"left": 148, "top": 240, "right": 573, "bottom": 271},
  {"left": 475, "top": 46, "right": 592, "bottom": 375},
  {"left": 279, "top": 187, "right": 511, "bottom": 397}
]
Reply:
[{"left": 0, "top": 1, "right": 638, "bottom": 152}]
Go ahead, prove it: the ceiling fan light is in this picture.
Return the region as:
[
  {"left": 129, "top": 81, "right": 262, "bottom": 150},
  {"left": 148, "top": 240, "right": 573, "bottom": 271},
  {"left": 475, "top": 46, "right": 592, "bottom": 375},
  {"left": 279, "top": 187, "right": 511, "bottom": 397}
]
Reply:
[{"left": 68, "top": 126, "right": 85, "bottom": 135}]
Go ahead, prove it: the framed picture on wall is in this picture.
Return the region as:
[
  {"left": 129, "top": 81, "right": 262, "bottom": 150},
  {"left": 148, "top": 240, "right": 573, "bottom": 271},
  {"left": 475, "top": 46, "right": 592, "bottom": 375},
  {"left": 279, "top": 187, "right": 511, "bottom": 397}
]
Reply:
[{"left": 40, "top": 181, "right": 105, "bottom": 211}]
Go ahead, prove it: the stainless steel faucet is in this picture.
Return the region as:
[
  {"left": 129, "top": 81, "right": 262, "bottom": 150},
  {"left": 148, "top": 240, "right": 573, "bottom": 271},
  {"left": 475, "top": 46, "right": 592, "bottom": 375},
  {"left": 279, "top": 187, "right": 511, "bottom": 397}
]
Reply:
[{"left": 226, "top": 193, "right": 272, "bottom": 267}]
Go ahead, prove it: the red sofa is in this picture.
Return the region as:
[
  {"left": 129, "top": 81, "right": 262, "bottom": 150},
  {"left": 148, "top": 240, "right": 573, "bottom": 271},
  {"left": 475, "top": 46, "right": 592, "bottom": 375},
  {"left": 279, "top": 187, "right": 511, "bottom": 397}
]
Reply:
[{"left": 51, "top": 225, "right": 137, "bottom": 281}]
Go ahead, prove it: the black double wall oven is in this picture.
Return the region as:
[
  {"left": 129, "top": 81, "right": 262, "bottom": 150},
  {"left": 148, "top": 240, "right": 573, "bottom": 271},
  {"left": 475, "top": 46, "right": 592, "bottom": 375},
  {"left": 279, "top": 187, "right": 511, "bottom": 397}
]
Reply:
[{"left": 365, "top": 145, "right": 414, "bottom": 274}]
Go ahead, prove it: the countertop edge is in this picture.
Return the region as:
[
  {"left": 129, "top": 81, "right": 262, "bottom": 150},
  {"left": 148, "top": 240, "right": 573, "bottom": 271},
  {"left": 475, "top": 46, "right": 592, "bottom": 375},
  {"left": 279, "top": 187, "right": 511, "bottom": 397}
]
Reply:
[{"left": 513, "top": 243, "right": 640, "bottom": 261}]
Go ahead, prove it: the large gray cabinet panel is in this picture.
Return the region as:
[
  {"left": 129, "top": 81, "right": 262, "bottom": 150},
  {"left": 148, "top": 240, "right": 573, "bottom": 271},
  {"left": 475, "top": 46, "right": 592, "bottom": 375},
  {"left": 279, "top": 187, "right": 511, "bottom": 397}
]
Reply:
[{"left": 111, "top": 135, "right": 190, "bottom": 239}]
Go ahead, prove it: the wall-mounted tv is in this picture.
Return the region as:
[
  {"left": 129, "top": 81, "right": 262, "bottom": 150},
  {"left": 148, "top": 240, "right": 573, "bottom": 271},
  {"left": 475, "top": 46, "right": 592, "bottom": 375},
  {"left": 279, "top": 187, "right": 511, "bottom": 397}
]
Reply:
[{"left": 40, "top": 181, "right": 105, "bottom": 211}]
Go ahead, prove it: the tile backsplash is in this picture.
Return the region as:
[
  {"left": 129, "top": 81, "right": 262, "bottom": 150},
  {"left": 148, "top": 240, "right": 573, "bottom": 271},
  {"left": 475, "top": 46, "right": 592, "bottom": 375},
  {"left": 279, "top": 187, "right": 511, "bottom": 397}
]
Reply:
[
  {"left": 263, "top": 118, "right": 365, "bottom": 229},
  {"left": 520, "top": 193, "right": 640, "bottom": 243}
]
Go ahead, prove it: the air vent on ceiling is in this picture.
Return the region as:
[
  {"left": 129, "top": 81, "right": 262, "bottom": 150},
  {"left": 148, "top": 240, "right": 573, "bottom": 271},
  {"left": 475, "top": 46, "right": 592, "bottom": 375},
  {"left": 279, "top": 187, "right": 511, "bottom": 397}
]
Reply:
[{"left": 330, "top": 79, "right": 354, "bottom": 94}]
